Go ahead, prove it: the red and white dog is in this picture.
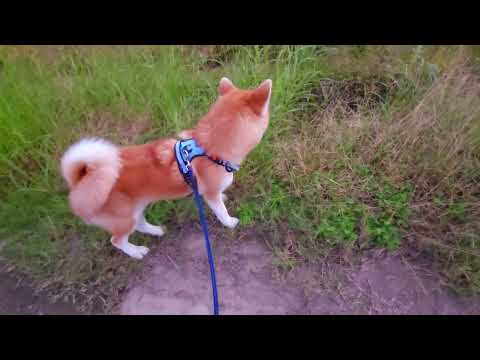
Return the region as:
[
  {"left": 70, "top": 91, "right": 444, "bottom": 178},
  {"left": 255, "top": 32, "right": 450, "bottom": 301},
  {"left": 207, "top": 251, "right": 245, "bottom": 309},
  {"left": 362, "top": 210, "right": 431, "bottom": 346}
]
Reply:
[{"left": 61, "top": 77, "right": 272, "bottom": 259}]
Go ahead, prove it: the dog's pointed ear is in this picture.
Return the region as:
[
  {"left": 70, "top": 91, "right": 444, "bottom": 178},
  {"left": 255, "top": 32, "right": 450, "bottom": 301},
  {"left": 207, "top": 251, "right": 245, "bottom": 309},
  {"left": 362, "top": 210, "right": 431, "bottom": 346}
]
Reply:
[
  {"left": 218, "top": 77, "right": 235, "bottom": 95},
  {"left": 249, "top": 79, "right": 272, "bottom": 115}
]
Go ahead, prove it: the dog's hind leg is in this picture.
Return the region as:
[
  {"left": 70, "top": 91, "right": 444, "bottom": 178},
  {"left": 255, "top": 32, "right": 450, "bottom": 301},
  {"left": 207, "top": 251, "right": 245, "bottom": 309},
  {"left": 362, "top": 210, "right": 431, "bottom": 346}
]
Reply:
[
  {"left": 111, "top": 233, "right": 150, "bottom": 260},
  {"left": 136, "top": 213, "right": 166, "bottom": 236},
  {"left": 110, "top": 218, "right": 150, "bottom": 259},
  {"left": 134, "top": 204, "right": 165, "bottom": 237}
]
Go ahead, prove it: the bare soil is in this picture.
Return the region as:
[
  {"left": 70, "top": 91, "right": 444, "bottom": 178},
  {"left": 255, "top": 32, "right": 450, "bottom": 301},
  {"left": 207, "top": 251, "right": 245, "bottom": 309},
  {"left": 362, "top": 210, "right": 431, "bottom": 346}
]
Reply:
[
  {"left": 118, "top": 228, "right": 480, "bottom": 315},
  {"left": 2, "top": 228, "right": 478, "bottom": 315},
  {"left": 0, "top": 265, "right": 80, "bottom": 315}
]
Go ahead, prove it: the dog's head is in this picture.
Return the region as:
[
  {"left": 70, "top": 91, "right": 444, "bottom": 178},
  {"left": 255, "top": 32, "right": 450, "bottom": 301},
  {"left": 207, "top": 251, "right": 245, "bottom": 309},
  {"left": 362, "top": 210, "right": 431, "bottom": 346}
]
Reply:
[{"left": 194, "top": 77, "right": 272, "bottom": 163}]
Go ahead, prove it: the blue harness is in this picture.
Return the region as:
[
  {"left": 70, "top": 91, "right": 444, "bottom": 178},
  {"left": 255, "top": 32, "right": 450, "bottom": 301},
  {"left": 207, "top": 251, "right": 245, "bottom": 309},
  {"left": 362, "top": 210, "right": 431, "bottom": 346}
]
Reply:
[
  {"left": 174, "top": 138, "right": 240, "bottom": 315},
  {"left": 175, "top": 138, "right": 240, "bottom": 185}
]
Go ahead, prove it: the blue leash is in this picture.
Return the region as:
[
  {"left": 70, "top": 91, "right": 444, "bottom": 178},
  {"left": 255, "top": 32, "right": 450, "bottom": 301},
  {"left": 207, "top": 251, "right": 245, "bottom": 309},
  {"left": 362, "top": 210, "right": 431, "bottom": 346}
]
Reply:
[
  {"left": 174, "top": 139, "right": 240, "bottom": 315},
  {"left": 185, "top": 164, "right": 220, "bottom": 315}
]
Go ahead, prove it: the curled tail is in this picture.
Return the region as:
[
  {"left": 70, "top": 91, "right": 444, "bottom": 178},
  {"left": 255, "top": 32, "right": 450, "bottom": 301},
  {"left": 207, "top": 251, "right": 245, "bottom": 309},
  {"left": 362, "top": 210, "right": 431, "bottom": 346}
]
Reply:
[{"left": 61, "top": 138, "right": 121, "bottom": 219}]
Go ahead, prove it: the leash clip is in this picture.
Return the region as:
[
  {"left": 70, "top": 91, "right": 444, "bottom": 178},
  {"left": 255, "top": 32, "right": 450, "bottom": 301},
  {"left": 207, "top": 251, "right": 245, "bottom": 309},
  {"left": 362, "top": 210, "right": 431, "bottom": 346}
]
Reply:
[{"left": 183, "top": 149, "right": 191, "bottom": 170}]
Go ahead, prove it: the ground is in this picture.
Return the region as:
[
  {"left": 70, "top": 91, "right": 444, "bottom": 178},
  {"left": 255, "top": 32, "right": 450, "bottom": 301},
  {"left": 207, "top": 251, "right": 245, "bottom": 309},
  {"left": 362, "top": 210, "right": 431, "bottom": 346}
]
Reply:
[
  {"left": 4, "top": 226, "right": 477, "bottom": 315},
  {"left": 118, "top": 229, "right": 480, "bottom": 315},
  {"left": 0, "top": 264, "right": 81, "bottom": 315}
]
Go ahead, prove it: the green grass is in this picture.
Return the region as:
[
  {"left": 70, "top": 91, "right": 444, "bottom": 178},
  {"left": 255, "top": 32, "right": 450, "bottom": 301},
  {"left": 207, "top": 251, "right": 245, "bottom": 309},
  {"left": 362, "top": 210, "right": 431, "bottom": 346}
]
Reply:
[
  {"left": 1, "top": 45, "right": 480, "bottom": 311},
  {"left": 315, "top": 200, "right": 362, "bottom": 245}
]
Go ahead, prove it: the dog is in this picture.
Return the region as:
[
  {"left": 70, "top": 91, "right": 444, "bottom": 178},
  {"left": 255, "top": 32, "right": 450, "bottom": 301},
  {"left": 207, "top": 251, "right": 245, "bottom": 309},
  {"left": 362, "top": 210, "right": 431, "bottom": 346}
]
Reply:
[{"left": 60, "top": 77, "right": 272, "bottom": 259}]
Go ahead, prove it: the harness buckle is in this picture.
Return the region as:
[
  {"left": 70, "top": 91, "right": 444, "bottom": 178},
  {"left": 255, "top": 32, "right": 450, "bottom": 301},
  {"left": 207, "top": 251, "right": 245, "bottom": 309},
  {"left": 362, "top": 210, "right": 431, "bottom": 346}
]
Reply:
[{"left": 183, "top": 149, "right": 191, "bottom": 170}]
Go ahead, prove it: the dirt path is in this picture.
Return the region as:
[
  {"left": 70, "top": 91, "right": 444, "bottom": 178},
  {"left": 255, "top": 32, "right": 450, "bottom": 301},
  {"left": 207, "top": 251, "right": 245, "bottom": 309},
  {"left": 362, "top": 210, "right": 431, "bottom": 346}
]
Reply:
[
  {"left": 2, "top": 229, "right": 479, "bottom": 315},
  {"left": 0, "top": 266, "right": 80, "bottom": 315},
  {"left": 118, "top": 229, "right": 480, "bottom": 315}
]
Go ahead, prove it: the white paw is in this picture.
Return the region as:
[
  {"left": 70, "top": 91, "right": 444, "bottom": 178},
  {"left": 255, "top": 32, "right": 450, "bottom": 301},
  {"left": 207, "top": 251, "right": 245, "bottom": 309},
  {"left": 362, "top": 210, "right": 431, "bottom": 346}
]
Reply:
[
  {"left": 224, "top": 217, "right": 239, "bottom": 229},
  {"left": 221, "top": 193, "right": 228, "bottom": 202},
  {"left": 147, "top": 225, "right": 165, "bottom": 237},
  {"left": 137, "top": 224, "right": 166, "bottom": 237},
  {"left": 124, "top": 244, "right": 150, "bottom": 260}
]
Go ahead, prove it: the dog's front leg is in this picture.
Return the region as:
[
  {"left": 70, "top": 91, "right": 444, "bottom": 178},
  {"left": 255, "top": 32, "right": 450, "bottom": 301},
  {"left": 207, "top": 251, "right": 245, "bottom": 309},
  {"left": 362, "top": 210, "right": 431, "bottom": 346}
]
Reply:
[{"left": 203, "top": 193, "right": 239, "bottom": 229}]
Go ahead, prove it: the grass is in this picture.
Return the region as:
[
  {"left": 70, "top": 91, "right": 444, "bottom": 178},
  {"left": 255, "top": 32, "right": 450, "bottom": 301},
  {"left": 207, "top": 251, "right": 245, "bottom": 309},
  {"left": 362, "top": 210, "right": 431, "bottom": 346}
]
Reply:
[{"left": 1, "top": 45, "right": 480, "bottom": 311}]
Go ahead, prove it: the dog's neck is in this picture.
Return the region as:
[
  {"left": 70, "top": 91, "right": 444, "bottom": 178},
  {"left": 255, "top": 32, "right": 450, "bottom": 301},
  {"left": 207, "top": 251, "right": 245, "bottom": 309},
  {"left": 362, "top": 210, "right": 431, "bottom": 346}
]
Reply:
[
  {"left": 193, "top": 131, "right": 246, "bottom": 165},
  {"left": 190, "top": 112, "right": 254, "bottom": 165}
]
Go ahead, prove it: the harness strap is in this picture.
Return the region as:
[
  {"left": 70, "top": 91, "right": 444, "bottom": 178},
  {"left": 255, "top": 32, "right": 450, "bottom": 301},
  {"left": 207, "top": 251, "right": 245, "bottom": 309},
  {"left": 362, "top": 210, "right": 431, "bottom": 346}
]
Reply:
[
  {"left": 207, "top": 156, "right": 240, "bottom": 173},
  {"left": 175, "top": 139, "right": 240, "bottom": 187}
]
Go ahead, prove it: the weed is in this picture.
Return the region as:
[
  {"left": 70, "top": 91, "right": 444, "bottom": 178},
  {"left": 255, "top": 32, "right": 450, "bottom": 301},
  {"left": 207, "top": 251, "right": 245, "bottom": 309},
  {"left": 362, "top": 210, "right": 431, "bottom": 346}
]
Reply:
[
  {"left": 237, "top": 202, "right": 257, "bottom": 226},
  {"left": 448, "top": 202, "right": 467, "bottom": 223},
  {"left": 315, "top": 200, "right": 363, "bottom": 245},
  {"left": 373, "top": 183, "right": 413, "bottom": 227},
  {"left": 366, "top": 215, "right": 401, "bottom": 250}
]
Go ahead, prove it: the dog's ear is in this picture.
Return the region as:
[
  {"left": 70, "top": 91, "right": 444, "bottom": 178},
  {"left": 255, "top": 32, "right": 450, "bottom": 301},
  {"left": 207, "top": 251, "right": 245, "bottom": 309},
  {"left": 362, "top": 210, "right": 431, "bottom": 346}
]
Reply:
[
  {"left": 218, "top": 77, "right": 235, "bottom": 95},
  {"left": 248, "top": 79, "right": 272, "bottom": 115}
]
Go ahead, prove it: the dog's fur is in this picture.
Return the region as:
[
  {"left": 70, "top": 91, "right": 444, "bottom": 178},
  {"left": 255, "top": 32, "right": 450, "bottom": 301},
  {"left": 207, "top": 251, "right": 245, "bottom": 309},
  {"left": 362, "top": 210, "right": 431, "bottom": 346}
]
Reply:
[{"left": 60, "top": 77, "right": 272, "bottom": 259}]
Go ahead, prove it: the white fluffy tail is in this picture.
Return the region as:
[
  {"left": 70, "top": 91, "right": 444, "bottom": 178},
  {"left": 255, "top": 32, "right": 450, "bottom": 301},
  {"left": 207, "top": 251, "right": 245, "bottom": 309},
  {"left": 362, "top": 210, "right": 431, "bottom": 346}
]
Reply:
[{"left": 61, "top": 138, "right": 121, "bottom": 218}]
